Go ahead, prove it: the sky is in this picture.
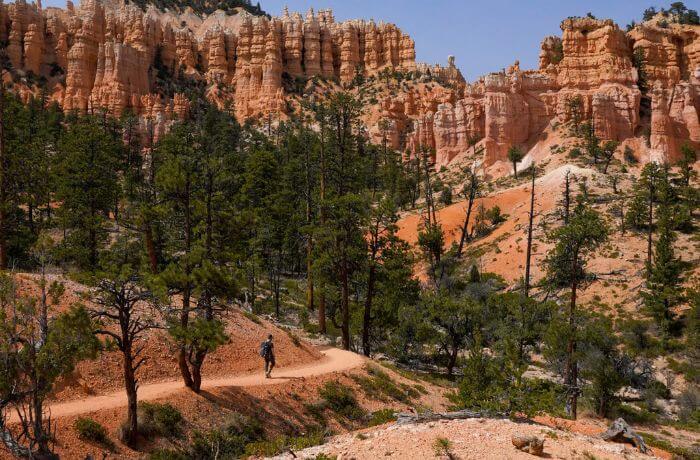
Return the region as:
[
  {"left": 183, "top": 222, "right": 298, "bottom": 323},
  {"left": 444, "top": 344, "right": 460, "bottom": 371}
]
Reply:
[{"left": 40, "top": 0, "right": 700, "bottom": 81}]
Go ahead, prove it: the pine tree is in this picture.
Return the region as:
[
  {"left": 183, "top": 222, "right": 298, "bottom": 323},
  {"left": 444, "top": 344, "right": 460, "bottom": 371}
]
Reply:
[
  {"left": 362, "top": 195, "right": 403, "bottom": 356},
  {"left": 312, "top": 93, "right": 369, "bottom": 350},
  {"left": 544, "top": 200, "right": 608, "bottom": 419},
  {"left": 90, "top": 238, "right": 159, "bottom": 445},
  {"left": 678, "top": 142, "right": 697, "bottom": 187},
  {"left": 625, "top": 163, "right": 661, "bottom": 269},
  {"left": 424, "top": 291, "right": 480, "bottom": 377},
  {"left": 600, "top": 140, "right": 619, "bottom": 174},
  {"left": 507, "top": 146, "right": 524, "bottom": 178},
  {"left": 56, "top": 116, "right": 121, "bottom": 270},
  {"left": 642, "top": 166, "right": 683, "bottom": 341},
  {"left": 155, "top": 106, "right": 240, "bottom": 392},
  {"left": 0, "top": 265, "right": 98, "bottom": 458}
]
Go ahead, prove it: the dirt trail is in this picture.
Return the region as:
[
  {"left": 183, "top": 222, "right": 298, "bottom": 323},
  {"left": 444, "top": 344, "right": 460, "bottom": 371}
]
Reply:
[{"left": 16, "top": 348, "right": 364, "bottom": 421}]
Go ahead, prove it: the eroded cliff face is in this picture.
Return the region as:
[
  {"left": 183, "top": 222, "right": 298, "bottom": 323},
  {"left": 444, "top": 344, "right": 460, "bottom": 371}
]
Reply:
[
  {"left": 0, "top": 0, "right": 417, "bottom": 135},
  {"left": 629, "top": 24, "right": 700, "bottom": 162},
  {"left": 406, "top": 17, "right": 699, "bottom": 166},
  {"left": 2, "top": 1, "right": 699, "bottom": 165}
]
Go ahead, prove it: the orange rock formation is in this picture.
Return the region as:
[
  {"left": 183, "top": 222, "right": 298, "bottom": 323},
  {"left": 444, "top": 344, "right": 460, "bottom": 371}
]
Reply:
[
  {"left": 1, "top": 0, "right": 417, "bottom": 134},
  {"left": 406, "top": 17, "right": 699, "bottom": 165},
  {"left": 1, "top": 1, "right": 698, "bottom": 163}
]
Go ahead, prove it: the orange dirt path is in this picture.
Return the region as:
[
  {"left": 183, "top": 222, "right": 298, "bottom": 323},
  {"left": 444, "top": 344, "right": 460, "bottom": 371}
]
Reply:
[{"left": 11, "top": 347, "right": 365, "bottom": 422}]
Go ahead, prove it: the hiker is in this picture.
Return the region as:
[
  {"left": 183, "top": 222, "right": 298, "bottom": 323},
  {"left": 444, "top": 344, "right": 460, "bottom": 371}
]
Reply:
[{"left": 260, "top": 334, "right": 275, "bottom": 378}]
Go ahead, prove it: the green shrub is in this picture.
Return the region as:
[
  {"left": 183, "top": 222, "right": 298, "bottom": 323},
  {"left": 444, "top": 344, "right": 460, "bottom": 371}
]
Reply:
[
  {"left": 440, "top": 187, "right": 453, "bottom": 206},
  {"left": 433, "top": 437, "right": 454, "bottom": 458},
  {"left": 668, "top": 358, "right": 700, "bottom": 384},
  {"left": 623, "top": 146, "right": 638, "bottom": 164},
  {"left": 148, "top": 448, "right": 188, "bottom": 460},
  {"left": 319, "top": 381, "right": 366, "bottom": 420},
  {"left": 305, "top": 402, "right": 327, "bottom": 425},
  {"left": 245, "top": 430, "right": 326, "bottom": 457},
  {"left": 486, "top": 205, "right": 506, "bottom": 225},
  {"left": 414, "top": 383, "right": 428, "bottom": 394},
  {"left": 368, "top": 409, "right": 396, "bottom": 427},
  {"left": 640, "top": 432, "right": 699, "bottom": 459},
  {"left": 190, "top": 429, "right": 249, "bottom": 459},
  {"left": 188, "top": 413, "right": 264, "bottom": 459},
  {"left": 363, "top": 366, "right": 419, "bottom": 403},
  {"left": 678, "top": 386, "right": 700, "bottom": 426},
  {"left": 614, "top": 404, "right": 658, "bottom": 425},
  {"left": 74, "top": 417, "right": 114, "bottom": 450},
  {"left": 313, "top": 454, "right": 337, "bottom": 460},
  {"left": 242, "top": 310, "right": 261, "bottom": 324},
  {"left": 139, "top": 402, "right": 184, "bottom": 438}
]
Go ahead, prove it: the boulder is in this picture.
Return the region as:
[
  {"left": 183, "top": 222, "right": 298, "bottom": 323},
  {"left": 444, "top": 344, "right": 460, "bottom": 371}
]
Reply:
[{"left": 511, "top": 435, "right": 545, "bottom": 456}]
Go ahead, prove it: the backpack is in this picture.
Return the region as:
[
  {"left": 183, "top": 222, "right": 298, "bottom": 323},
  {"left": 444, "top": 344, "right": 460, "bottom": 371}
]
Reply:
[{"left": 259, "top": 340, "right": 271, "bottom": 358}]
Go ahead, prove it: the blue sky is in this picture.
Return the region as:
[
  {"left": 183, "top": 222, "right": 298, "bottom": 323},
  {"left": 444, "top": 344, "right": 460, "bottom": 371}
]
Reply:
[{"left": 40, "top": 0, "right": 698, "bottom": 81}]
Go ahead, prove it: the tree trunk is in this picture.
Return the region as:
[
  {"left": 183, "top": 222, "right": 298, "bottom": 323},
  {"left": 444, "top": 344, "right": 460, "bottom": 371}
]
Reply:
[
  {"left": 341, "top": 255, "right": 350, "bottom": 350},
  {"left": 306, "top": 244, "right": 314, "bottom": 311},
  {"left": 447, "top": 343, "right": 458, "bottom": 377},
  {"left": 273, "top": 264, "right": 281, "bottom": 318},
  {"left": 0, "top": 79, "right": 7, "bottom": 269},
  {"left": 32, "top": 395, "right": 52, "bottom": 458},
  {"left": 620, "top": 199, "right": 626, "bottom": 235},
  {"left": 28, "top": 202, "right": 35, "bottom": 235},
  {"left": 178, "top": 285, "right": 194, "bottom": 389},
  {"left": 123, "top": 349, "right": 139, "bottom": 445},
  {"left": 89, "top": 199, "right": 97, "bottom": 269},
  {"left": 566, "top": 274, "right": 578, "bottom": 420},
  {"left": 191, "top": 349, "right": 206, "bottom": 393},
  {"left": 524, "top": 166, "right": 536, "bottom": 297},
  {"left": 179, "top": 176, "right": 194, "bottom": 388},
  {"left": 362, "top": 261, "right": 376, "bottom": 357},
  {"left": 563, "top": 172, "right": 571, "bottom": 225},
  {"left": 456, "top": 184, "right": 475, "bottom": 258},
  {"left": 144, "top": 224, "right": 158, "bottom": 273},
  {"left": 318, "top": 291, "right": 326, "bottom": 334},
  {"left": 646, "top": 179, "right": 654, "bottom": 275},
  {"left": 318, "top": 123, "right": 327, "bottom": 334}
]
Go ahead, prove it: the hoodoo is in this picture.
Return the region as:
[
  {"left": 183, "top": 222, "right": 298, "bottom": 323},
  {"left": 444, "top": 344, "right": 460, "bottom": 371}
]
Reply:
[{"left": 2, "top": 0, "right": 698, "bottom": 162}]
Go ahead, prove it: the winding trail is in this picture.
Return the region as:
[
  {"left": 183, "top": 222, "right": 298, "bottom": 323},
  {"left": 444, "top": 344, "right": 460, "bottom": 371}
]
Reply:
[{"left": 22, "top": 348, "right": 365, "bottom": 421}]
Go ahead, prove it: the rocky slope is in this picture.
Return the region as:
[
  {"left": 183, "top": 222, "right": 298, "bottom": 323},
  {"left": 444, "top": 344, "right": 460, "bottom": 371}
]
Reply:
[
  {"left": 1, "top": 1, "right": 699, "bottom": 165},
  {"left": 277, "top": 417, "right": 667, "bottom": 460}
]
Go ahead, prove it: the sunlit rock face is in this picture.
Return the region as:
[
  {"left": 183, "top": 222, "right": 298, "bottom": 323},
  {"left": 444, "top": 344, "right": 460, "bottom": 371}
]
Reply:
[
  {"left": 407, "top": 17, "right": 698, "bottom": 166},
  {"left": 1, "top": 0, "right": 416, "bottom": 136},
  {"left": 3, "top": 0, "right": 699, "bottom": 163}
]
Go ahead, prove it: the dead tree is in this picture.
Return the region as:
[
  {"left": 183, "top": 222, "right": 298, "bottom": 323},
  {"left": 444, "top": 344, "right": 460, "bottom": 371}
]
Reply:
[
  {"left": 456, "top": 166, "right": 480, "bottom": 259},
  {"left": 561, "top": 170, "right": 572, "bottom": 224},
  {"left": 524, "top": 164, "right": 536, "bottom": 297}
]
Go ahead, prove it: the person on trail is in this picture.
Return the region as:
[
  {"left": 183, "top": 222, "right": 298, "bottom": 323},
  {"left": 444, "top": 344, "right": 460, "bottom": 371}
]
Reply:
[{"left": 260, "top": 334, "right": 275, "bottom": 378}]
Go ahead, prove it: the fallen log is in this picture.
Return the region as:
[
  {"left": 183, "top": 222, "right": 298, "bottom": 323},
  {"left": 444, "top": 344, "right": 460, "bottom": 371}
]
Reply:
[{"left": 395, "top": 409, "right": 502, "bottom": 425}]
